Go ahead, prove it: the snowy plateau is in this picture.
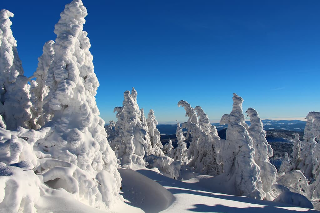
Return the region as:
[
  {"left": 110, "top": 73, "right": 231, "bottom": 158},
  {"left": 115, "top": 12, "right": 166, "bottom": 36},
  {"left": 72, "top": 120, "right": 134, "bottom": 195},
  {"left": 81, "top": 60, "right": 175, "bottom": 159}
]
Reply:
[{"left": 1, "top": 0, "right": 320, "bottom": 212}]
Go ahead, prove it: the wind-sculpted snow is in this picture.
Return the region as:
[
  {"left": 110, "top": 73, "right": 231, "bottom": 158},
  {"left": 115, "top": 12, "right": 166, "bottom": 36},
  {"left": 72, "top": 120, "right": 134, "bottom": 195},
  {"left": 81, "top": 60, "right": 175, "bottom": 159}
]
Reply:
[
  {"left": 218, "top": 93, "right": 265, "bottom": 199},
  {"left": 0, "top": 10, "right": 32, "bottom": 130},
  {"left": 246, "top": 108, "right": 277, "bottom": 198}
]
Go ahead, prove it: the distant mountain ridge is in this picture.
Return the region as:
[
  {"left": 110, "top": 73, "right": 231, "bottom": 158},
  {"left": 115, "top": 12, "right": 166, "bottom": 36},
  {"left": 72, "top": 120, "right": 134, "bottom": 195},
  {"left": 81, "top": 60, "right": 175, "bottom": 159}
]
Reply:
[{"left": 157, "top": 120, "right": 306, "bottom": 135}]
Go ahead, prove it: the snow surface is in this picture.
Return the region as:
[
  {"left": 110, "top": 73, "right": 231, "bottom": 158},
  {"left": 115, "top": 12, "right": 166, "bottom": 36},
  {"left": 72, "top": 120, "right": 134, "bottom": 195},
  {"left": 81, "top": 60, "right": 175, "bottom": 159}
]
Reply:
[{"left": 129, "top": 169, "right": 318, "bottom": 213}]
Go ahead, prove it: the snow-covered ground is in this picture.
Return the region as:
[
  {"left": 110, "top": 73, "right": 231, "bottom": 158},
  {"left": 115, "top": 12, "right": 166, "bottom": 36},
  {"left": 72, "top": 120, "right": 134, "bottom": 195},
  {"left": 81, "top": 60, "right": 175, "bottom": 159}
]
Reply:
[{"left": 118, "top": 168, "right": 319, "bottom": 213}]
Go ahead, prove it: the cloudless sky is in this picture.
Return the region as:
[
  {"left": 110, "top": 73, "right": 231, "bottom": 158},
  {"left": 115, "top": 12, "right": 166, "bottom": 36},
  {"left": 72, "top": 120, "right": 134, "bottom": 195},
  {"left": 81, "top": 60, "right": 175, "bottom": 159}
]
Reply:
[{"left": 2, "top": 0, "right": 320, "bottom": 123}]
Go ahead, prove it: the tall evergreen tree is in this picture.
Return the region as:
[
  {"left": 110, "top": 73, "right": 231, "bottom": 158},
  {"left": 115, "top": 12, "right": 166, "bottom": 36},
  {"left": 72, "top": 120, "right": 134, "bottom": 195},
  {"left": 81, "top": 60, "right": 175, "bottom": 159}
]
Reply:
[
  {"left": 246, "top": 108, "right": 277, "bottom": 196},
  {"left": 36, "top": 0, "right": 121, "bottom": 206},
  {"left": 112, "top": 88, "right": 151, "bottom": 168},
  {"left": 219, "top": 93, "right": 265, "bottom": 199}
]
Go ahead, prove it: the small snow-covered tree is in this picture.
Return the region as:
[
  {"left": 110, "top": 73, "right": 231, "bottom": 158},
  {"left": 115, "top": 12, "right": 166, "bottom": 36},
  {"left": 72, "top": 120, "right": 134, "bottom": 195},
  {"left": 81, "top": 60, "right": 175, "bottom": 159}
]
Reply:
[
  {"left": 299, "top": 112, "right": 320, "bottom": 180},
  {"left": 140, "top": 108, "right": 152, "bottom": 156},
  {"left": 178, "top": 102, "right": 221, "bottom": 175},
  {"left": 178, "top": 100, "right": 199, "bottom": 160},
  {"left": 147, "top": 109, "right": 163, "bottom": 156},
  {"left": 0, "top": 10, "right": 32, "bottom": 130},
  {"left": 219, "top": 93, "right": 265, "bottom": 199},
  {"left": 30, "top": 40, "right": 55, "bottom": 129},
  {"left": 112, "top": 88, "right": 151, "bottom": 168},
  {"left": 35, "top": 0, "right": 121, "bottom": 207},
  {"left": 174, "top": 123, "right": 188, "bottom": 163},
  {"left": 291, "top": 133, "right": 302, "bottom": 171},
  {"left": 163, "top": 139, "right": 174, "bottom": 158},
  {"left": 193, "top": 106, "right": 221, "bottom": 176},
  {"left": 279, "top": 152, "right": 292, "bottom": 174},
  {"left": 246, "top": 108, "right": 277, "bottom": 195}
]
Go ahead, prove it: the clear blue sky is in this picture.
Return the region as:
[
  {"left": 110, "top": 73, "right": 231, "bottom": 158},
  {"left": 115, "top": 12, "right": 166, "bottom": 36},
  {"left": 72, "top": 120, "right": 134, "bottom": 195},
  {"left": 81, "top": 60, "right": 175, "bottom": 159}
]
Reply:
[{"left": 2, "top": 0, "right": 320, "bottom": 123}]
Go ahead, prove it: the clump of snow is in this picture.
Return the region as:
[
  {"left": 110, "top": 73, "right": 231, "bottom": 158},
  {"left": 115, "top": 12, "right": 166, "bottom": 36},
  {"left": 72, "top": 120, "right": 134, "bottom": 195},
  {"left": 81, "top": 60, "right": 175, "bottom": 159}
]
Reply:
[
  {"left": 0, "top": 164, "right": 42, "bottom": 213},
  {"left": 145, "top": 155, "right": 181, "bottom": 179},
  {"left": 119, "top": 169, "right": 174, "bottom": 213},
  {"left": 277, "top": 170, "right": 311, "bottom": 199},
  {"left": 274, "top": 190, "right": 313, "bottom": 209}
]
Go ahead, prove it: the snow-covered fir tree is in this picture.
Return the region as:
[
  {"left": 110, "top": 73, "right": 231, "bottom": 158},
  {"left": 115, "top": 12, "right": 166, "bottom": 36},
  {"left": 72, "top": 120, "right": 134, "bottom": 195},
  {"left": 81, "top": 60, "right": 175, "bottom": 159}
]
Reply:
[
  {"left": 279, "top": 152, "right": 292, "bottom": 174},
  {"left": 193, "top": 106, "right": 221, "bottom": 175},
  {"left": 174, "top": 123, "right": 188, "bottom": 163},
  {"left": 147, "top": 109, "right": 164, "bottom": 156},
  {"left": 112, "top": 88, "right": 151, "bottom": 168},
  {"left": 299, "top": 112, "right": 320, "bottom": 180},
  {"left": 219, "top": 93, "right": 265, "bottom": 199},
  {"left": 291, "top": 133, "right": 302, "bottom": 171},
  {"left": 35, "top": 0, "right": 121, "bottom": 207},
  {"left": 140, "top": 108, "right": 153, "bottom": 156},
  {"left": 178, "top": 100, "right": 199, "bottom": 161},
  {"left": 163, "top": 139, "right": 174, "bottom": 158},
  {"left": 246, "top": 107, "right": 277, "bottom": 196},
  {"left": 178, "top": 101, "right": 220, "bottom": 175},
  {"left": 0, "top": 10, "right": 32, "bottom": 130},
  {"left": 30, "top": 40, "right": 55, "bottom": 129}
]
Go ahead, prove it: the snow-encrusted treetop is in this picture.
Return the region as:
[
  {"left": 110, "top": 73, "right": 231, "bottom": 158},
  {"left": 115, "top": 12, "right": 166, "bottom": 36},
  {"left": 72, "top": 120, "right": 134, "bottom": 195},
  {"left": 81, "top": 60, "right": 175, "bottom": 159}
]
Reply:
[
  {"left": 0, "top": 9, "right": 24, "bottom": 81},
  {"left": 304, "top": 112, "right": 320, "bottom": 142},
  {"left": 54, "top": 0, "right": 87, "bottom": 38},
  {"left": 178, "top": 100, "right": 198, "bottom": 125},
  {"left": 195, "top": 106, "right": 211, "bottom": 134},
  {"left": 0, "top": 9, "right": 32, "bottom": 130}
]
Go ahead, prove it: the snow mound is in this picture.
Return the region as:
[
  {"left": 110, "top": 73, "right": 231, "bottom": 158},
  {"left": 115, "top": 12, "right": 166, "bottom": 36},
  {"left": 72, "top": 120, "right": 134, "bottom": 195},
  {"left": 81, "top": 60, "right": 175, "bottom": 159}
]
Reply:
[
  {"left": 275, "top": 191, "right": 313, "bottom": 209},
  {"left": 119, "top": 168, "right": 175, "bottom": 213}
]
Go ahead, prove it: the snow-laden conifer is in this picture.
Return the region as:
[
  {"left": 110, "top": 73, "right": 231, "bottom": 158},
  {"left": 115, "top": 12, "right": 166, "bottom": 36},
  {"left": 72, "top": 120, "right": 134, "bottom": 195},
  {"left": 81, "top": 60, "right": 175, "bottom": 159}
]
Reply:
[
  {"left": 163, "top": 139, "right": 174, "bottom": 158},
  {"left": 299, "top": 112, "right": 320, "bottom": 180},
  {"left": 0, "top": 10, "right": 32, "bottom": 130},
  {"left": 112, "top": 88, "right": 151, "bottom": 168},
  {"left": 147, "top": 109, "right": 163, "bottom": 156},
  {"left": 30, "top": 40, "right": 55, "bottom": 129},
  {"left": 178, "top": 100, "right": 199, "bottom": 160},
  {"left": 140, "top": 108, "right": 153, "bottom": 156},
  {"left": 291, "top": 133, "right": 302, "bottom": 171},
  {"left": 219, "top": 93, "right": 265, "bottom": 199},
  {"left": 193, "top": 106, "right": 221, "bottom": 175},
  {"left": 34, "top": 0, "right": 121, "bottom": 207},
  {"left": 246, "top": 108, "right": 277, "bottom": 195},
  {"left": 279, "top": 152, "right": 292, "bottom": 174},
  {"left": 174, "top": 123, "right": 188, "bottom": 163}
]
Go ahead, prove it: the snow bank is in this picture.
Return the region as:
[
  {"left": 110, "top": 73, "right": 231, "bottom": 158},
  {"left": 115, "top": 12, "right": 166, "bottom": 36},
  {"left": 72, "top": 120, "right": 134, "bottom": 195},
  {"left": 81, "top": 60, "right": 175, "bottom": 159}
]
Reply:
[{"left": 119, "top": 168, "right": 175, "bottom": 213}]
